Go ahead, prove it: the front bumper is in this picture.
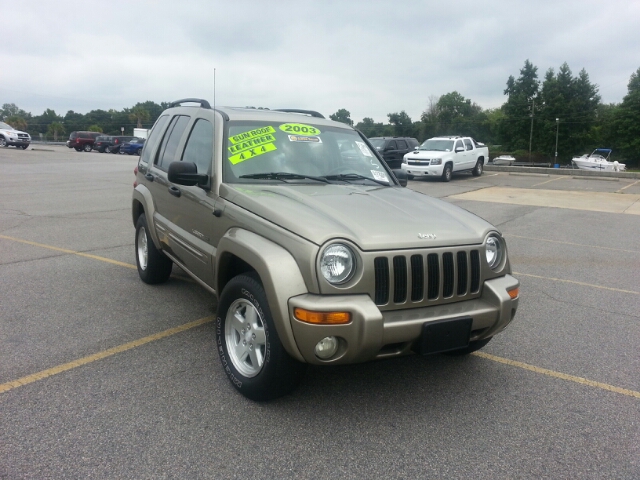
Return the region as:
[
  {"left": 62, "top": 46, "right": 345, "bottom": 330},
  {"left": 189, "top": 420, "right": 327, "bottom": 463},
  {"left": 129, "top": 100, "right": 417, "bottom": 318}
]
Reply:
[
  {"left": 288, "top": 274, "right": 519, "bottom": 365},
  {"left": 401, "top": 163, "right": 444, "bottom": 177},
  {"left": 5, "top": 138, "right": 30, "bottom": 147}
]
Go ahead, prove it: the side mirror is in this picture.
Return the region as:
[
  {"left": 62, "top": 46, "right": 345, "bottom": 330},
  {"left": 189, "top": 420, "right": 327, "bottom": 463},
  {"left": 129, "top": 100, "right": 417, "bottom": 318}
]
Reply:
[
  {"left": 168, "top": 161, "right": 209, "bottom": 187},
  {"left": 392, "top": 168, "right": 408, "bottom": 187},
  {"left": 455, "top": 147, "right": 464, "bottom": 153}
]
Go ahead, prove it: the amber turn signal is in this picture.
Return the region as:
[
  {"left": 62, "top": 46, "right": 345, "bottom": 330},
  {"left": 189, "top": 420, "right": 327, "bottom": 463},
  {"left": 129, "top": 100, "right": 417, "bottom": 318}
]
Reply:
[
  {"left": 294, "top": 308, "right": 351, "bottom": 324},
  {"left": 507, "top": 287, "right": 519, "bottom": 299}
]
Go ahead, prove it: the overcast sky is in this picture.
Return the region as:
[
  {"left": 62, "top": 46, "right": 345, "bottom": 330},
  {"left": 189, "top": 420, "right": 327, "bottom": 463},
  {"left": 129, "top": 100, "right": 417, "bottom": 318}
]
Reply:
[{"left": 2, "top": 0, "right": 639, "bottom": 124}]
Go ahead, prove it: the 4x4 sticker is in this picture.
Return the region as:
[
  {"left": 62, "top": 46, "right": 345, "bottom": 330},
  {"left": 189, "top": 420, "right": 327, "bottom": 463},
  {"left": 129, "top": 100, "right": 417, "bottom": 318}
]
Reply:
[
  {"left": 228, "top": 126, "right": 277, "bottom": 164},
  {"left": 279, "top": 123, "right": 321, "bottom": 136}
]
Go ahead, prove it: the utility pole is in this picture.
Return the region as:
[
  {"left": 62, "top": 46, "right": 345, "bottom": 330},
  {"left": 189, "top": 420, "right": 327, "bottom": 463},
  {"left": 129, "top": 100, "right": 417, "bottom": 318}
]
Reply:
[
  {"left": 555, "top": 118, "right": 559, "bottom": 166},
  {"left": 528, "top": 99, "right": 535, "bottom": 163}
]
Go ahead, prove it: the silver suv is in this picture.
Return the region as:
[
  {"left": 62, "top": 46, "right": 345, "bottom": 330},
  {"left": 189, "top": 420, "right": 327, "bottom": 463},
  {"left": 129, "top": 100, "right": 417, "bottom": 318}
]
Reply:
[{"left": 132, "top": 99, "right": 520, "bottom": 400}]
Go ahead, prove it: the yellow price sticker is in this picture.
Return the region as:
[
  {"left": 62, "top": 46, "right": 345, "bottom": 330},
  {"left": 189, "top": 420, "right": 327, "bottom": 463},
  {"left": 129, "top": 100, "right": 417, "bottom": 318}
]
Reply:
[{"left": 279, "top": 123, "right": 321, "bottom": 136}]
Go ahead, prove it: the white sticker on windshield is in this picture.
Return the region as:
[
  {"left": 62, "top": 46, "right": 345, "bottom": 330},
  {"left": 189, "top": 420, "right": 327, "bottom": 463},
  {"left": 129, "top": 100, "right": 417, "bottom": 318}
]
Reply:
[
  {"left": 355, "top": 141, "right": 372, "bottom": 157},
  {"left": 371, "top": 170, "right": 389, "bottom": 182}
]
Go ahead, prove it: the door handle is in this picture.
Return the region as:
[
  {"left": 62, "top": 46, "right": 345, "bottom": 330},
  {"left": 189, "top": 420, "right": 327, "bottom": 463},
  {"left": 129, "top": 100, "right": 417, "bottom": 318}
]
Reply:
[
  {"left": 145, "top": 173, "right": 154, "bottom": 181},
  {"left": 169, "top": 186, "right": 181, "bottom": 198}
]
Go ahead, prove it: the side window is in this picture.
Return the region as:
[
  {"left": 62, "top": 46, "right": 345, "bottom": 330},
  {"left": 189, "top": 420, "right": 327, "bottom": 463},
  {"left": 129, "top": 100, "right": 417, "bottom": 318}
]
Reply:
[
  {"left": 397, "top": 139, "right": 408, "bottom": 150},
  {"left": 464, "top": 138, "right": 473, "bottom": 151},
  {"left": 386, "top": 140, "right": 397, "bottom": 150},
  {"left": 182, "top": 119, "right": 214, "bottom": 174},
  {"left": 140, "top": 115, "right": 169, "bottom": 165},
  {"left": 455, "top": 140, "right": 464, "bottom": 151},
  {"left": 156, "top": 115, "right": 190, "bottom": 170}
]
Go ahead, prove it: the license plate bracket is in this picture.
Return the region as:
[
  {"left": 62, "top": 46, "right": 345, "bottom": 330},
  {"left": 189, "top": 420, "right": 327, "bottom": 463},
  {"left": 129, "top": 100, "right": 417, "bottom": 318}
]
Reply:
[{"left": 419, "top": 317, "right": 473, "bottom": 355}]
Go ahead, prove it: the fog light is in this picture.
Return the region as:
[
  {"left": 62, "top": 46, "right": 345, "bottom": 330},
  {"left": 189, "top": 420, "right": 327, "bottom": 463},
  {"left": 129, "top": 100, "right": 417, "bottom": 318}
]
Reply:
[
  {"left": 507, "top": 286, "right": 519, "bottom": 299},
  {"left": 315, "top": 336, "right": 339, "bottom": 359}
]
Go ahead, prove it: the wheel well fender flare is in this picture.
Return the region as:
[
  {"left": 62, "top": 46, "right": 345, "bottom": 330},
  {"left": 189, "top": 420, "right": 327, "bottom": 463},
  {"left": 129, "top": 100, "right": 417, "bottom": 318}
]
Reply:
[
  {"left": 131, "top": 184, "right": 163, "bottom": 250},
  {"left": 216, "top": 228, "right": 307, "bottom": 361}
]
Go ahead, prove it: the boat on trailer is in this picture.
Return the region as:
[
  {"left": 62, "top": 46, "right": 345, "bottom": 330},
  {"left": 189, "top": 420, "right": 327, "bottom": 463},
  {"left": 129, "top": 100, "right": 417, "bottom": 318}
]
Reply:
[{"left": 571, "top": 149, "right": 625, "bottom": 172}]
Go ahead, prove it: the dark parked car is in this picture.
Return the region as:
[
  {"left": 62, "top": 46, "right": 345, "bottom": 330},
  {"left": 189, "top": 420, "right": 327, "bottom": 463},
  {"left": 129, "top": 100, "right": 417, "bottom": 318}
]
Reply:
[
  {"left": 66, "top": 131, "right": 102, "bottom": 152},
  {"left": 369, "top": 136, "right": 419, "bottom": 169},
  {"left": 119, "top": 137, "right": 145, "bottom": 155},
  {"left": 110, "top": 136, "right": 138, "bottom": 154},
  {"left": 93, "top": 135, "right": 114, "bottom": 153}
]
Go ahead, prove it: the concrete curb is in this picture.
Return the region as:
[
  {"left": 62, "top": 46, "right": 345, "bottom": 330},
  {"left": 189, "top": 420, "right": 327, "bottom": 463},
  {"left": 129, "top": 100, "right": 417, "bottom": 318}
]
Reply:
[{"left": 485, "top": 165, "right": 640, "bottom": 179}]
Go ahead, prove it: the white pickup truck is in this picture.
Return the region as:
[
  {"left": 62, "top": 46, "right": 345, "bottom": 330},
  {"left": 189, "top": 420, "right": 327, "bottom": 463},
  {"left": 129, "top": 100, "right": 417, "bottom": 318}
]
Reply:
[{"left": 401, "top": 136, "right": 488, "bottom": 182}]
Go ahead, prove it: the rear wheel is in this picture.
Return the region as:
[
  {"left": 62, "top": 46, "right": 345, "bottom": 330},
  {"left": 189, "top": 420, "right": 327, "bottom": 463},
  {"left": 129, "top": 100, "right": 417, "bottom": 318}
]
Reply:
[
  {"left": 442, "top": 163, "right": 452, "bottom": 182},
  {"left": 472, "top": 160, "right": 483, "bottom": 176},
  {"left": 136, "top": 148, "right": 142, "bottom": 155},
  {"left": 105, "top": 146, "right": 111, "bottom": 153},
  {"left": 83, "top": 144, "right": 92, "bottom": 152},
  {"left": 135, "top": 213, "right": 172, "bottom": 284},
  {"left": 217, "top": 272, "right": 306, "bottom": 401}
]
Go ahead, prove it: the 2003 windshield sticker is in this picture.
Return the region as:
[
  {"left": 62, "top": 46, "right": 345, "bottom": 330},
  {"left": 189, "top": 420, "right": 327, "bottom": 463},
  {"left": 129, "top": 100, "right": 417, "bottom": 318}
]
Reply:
[
  {"left": 228, "top": 126, "right": 277, "bottom": 165},
  {"left": 279, "top": 123, "right": 321, "bottom": 136}
]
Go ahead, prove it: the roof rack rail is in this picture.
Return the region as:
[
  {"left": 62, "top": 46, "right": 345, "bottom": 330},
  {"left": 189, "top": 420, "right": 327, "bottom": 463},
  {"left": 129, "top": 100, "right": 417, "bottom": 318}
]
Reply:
[
  {"left": 169, "top": 98, "right": 211, "bottom": 109},
  {"left": 273, "top": 109, "right": 325, "bottom": 119}
]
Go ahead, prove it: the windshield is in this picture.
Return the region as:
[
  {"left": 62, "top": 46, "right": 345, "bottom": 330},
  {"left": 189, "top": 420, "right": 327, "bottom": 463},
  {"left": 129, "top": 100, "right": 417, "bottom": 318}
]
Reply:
[
  {"left": 0, "top": 122, "right": 15, "bottom": 130},
  {"left": 368, "top": 138, "right": 385, "bottom": 149},
  {"left": 418, "top": 139, "right": 454, "bottom": 152},
  {"left": 224, "top": 122, "right": 392, "bottom": 185}
]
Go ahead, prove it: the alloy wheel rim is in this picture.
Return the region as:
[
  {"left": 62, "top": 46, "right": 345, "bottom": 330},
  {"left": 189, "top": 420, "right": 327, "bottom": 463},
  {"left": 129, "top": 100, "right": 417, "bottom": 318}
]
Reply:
[
  {"left": 137, "top": 227, "right": 148, "bottom": 270},
  {"left": 225, "top": 298, "right": 267, "bottom": 378}
]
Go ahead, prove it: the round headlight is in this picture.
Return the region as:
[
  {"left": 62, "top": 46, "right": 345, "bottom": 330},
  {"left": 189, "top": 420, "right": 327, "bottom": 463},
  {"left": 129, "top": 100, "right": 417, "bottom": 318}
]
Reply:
[
  {"left": 486, "top": 234, "right": 503, "bottom": 270},
  {"left": 320, "top": 244, "right": 355, "bottom": 285}
]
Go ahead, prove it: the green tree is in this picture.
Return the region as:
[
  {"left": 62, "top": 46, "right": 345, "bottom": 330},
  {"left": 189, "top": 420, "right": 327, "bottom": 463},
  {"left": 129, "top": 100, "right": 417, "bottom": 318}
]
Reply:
[
  {"left": 329, "top": 108, "right": 354, "bottom": 126},
  {"left": 387, "top": 111, "right": 413, "bottom": 137},
  {"left": 612, "top": 67, "right": 640, "bottom": 166},
  {"left": 88, "top": 125, "right": 102, "bottom": 132},
  {"left": 1, "top": 103, "right": 30, "bottom": 121},
  {"left": 434, "top": 91, "right": 487, "bottom": 139},
  {"left": 355, "top": 117, "right": 389, "bottom": 138},
  {"left": 500, "top": 60, "right": 540, "bottom": 151},
  {"left": 128, "top": 105, "right": 150, "bottom": 129},
  {"left": 47, "top": 122, "right": 65, "bottom": 142},
  {"left": 5, "top": 115, "right": 28, "bottom": 131}
]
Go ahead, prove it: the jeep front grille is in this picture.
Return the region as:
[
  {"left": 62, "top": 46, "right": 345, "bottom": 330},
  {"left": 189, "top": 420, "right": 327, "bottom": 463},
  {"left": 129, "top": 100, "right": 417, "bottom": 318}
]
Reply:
[{"left": 374, "top": 249, "right": 481, "bottom": 307}]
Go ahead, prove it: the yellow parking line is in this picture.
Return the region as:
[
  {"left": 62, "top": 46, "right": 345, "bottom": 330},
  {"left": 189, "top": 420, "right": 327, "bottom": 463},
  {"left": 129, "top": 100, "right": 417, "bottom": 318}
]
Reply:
[
  {"left": 473, "top": 351, "right": 640, "bottom": 399},
  {"left": 616, "top": 179, "right": 640, "bottom": 193},
  {"left": 513, "top": 271, "right": 639, "bottom": 295},
  {"left": 0, "top": 234, "right": 136, "bottom": 270},
  {"left": 532, "top": 176, "right": 565, "bottom": 187},
  {"left": 505, "top": 234, "right": 639, "bottom": 254},
  {"left": 0, "top": 316, "right": 214, "bottom": 394}
]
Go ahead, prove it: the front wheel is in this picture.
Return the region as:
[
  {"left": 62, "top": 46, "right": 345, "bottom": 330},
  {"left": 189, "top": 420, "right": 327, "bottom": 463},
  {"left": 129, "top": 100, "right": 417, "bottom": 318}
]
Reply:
[
  {"left": 0, "top": 137, "right": 7, "bottom": 147},
  {"left": 444, "top": 337, "right": 492, "bottom": 356},
  {"left": 217, "top": 273, "right": 306, "bottom": 401},
  {"left": 441, "top": 163, "right": 452, "bottom": 182},
  {"left": 407, "top": 174, "right": 414, "bottom": 180},
  {"left": 135, "top": 213, "right": 172, "bottom": 284},
  {"left": 21, "top": 145, "right": 28, "bottom": 150},
  {"left": 472, "top": 160, "right": 483, "bottom": 176}
]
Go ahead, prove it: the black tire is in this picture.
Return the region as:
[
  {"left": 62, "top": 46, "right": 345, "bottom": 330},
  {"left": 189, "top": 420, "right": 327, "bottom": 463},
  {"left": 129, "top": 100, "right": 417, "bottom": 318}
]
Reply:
[
  {"left": 21, "top": 145, "right": 28, "bottom": 150},
  {"left": 216, "top": 272, "right": 306, "bottom": 401},
  {"left": 83, "top": 144, "right": 92, "bottom": 152},
  {"left": 136, "top": 148, "right": 142, "bottom": 155},
  {"left": 407, "top": 174, "right": 414, "bottom": 180},
  {"left": 442, "top": 163, "right": 452, "bottom": 182},
  {"left": 105, "top": 146, "right": 111, "bottom": 153},
  {"left": 472, "top": 160, "right": 483, "bottom": 176},
  {"left": 444, "top": 337, "right": 492, "bottom": 356},
  {"left": 75, "top": 147, "right": 82, "bottom": 151},
  {"left": 135, "top": 213, "right": 172, "bottom": 284}
]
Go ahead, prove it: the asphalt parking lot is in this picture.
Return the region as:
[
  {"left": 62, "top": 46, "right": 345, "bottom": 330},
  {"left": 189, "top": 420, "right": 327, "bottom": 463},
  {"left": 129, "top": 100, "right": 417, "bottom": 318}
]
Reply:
[{"left": 1, "top": 146, "right": 639, "bottom": 479}]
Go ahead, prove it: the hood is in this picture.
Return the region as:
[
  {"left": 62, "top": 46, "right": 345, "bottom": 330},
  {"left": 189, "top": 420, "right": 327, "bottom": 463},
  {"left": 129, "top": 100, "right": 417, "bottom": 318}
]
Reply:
[
  {"left": 0, "top": 127, "right": 30, "bottom": 137},
  {"left": 405, "top": 150, "right": 448, "bottom": 159},
  {"left": 223, "top": 184, "right": 494, "bottom": 250}
]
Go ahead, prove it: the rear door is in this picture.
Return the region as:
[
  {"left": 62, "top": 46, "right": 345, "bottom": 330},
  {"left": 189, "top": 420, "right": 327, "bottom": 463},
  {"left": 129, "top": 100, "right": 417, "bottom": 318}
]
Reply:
[{"left": 463, "top": 138, "right": 475, "bottom": 170}]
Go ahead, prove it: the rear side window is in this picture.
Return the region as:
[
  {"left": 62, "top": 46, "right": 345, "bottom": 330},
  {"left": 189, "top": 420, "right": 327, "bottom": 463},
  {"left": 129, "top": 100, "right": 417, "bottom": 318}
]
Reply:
[
  {"left": 140, "top": 115, "right": 169, "bottom": 165},
  {"left": 182, "top": 119, "right": 214, "bottom": 175},
  {"left": 156, "top": 115, "right": 190, "bottom": 170},
  {"left": 464, "top": 138, "right": 473, "bottom": 151},
  {"left": 387, "top": 140, "right": 397, "bottom": 150},
  {"left": 397, "top": 139, "right": 408, "bottom": 149}
]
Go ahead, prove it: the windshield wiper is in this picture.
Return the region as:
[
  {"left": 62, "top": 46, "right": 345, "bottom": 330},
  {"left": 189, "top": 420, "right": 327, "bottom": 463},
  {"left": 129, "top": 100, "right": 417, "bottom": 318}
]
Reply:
[
  {"left": 323, "top": 173, "right": 390, "bottom": 186},
  {"left": 239, "top": 172, "right": 330, "bottom": 183}
]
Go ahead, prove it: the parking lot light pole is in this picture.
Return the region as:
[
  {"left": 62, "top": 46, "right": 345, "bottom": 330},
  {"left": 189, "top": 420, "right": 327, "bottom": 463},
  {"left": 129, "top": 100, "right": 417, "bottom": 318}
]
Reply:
[{"left": 555, "top": 118, "right": 559, "bottom": 166}]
